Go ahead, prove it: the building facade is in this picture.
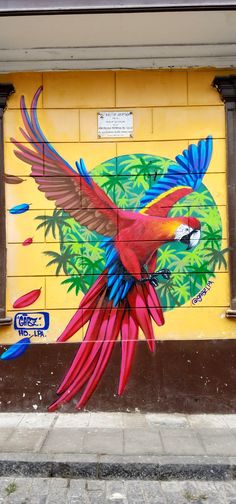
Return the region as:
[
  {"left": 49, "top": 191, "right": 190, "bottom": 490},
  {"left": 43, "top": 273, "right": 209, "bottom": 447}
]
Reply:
[{"left": 0, "top": 2, "right": 236, "bottom": 412}]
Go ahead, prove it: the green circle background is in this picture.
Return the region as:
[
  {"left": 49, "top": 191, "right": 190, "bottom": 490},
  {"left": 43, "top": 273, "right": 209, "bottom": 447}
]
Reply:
[{"left": 61, "top": 153, "right": 224, "bottom": 311}]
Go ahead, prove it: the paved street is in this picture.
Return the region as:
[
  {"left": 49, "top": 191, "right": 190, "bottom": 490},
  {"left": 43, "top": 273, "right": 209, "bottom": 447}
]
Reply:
[
  {"left": 1, "top": 413, "right": 236, "bottom": 497},
  {"left": 1, "top": 477, "right": 236, "bottom": 504}
]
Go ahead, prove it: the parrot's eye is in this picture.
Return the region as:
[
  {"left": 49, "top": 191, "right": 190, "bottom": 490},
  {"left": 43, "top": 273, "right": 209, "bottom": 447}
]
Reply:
[
  {"left": 175, "top": 224, "right": 191, "bottom": 241},
  {"left": 175, "top": 224, "right": 201, "bottom": 250}
]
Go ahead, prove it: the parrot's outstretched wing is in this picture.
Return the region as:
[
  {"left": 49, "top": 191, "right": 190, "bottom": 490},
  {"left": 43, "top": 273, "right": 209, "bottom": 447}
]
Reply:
[
  {"left": 140, "top": 135, "right": 213, "bottom": 217},
  {"left": 11, "top": 87, "right": 120, "bottom": 237}
]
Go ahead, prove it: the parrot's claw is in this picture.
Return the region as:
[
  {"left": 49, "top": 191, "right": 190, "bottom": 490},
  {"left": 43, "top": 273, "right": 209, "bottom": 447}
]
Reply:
[
  {"left": 156, "top": 268, "right": 171, "bottom": 280},
  {"left": 139, "top": 268, "right": 171, "bottom": 287},
  {"left": 150, "top": 277, "right": 159, "bottom": 287}
]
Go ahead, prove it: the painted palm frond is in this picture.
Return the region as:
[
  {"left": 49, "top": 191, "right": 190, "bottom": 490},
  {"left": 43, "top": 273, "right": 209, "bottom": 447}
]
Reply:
[
  {"left": 204, "top": 247, "right": 229, "bottom": 270},
  {"left": 156, "top": 277, "right": 181, "bottom": 308},
  {"left": 62, "top": 275, "right": 87, "bottom": 295},
  {"left": 100, "top": 175, "right": 123, "bottom": 198},
  {"left": 44, "top": 246, "right": 80, "bottom": 276},
  {"left": 157, "top": 244, "right": 180, "bottom": 270},
  {"left": 173, "top": 282, "right": 190, "bottom": 304},
  {"left": 35, "top": 209, "right": 71, "bottom": 241},
  {"left": 206, "top": 206, "right": 224, "bottom": 228},
  {"left": 184, "top": 189, "right": 215, "bottom": 206},
  {"left": 83, "top": 256, "right": 103, "bottom": 275},
  {"left": 135, "top": 157, "right": 160, "bottom": 179},
  {"left": 183, "top": 246, "right": 207, "bottom": 268},
  {"left": 118, "top": 154, "right": 147, "bottom": 171},
  {"left": 44, "top": 250, "right": 69, "bottom": 275},
  {"left": 168, "top": 203, "right": 189, "bottom": 218},
  {"left": 92, "top": 160, "right": 116, "bottom": 176},
  {"left": 132, "top": 175, "right": 150, "bottom": 191},
  {"left": 190, "top": 263, "right": 216, "bottom": 290},
  {"left": 201, "top": 224, "right": 222, "bottom": 249}
]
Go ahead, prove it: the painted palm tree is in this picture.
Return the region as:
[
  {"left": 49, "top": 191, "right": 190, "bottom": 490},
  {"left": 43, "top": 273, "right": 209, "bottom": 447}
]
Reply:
[
  {"left": 204, "top": 247, "right": 228, "bottom": 270},
  {"left": 62, "top": 275, "right": 88, "bottom": 295},
  {"left": 202, "top": 224, "right": 222, "bottom": 249},
  {"left": 44, "top": 246, "right": 82, "bottom": 276},
  {"left": 184, "top": 189, "right": 214, "bottom": 206},
  {"left": 157, "top": 276, "right": 181, "bottom": 308},
  {"left": 36, "top": 209, "right": 71, "bottom": 242},
  {"left": 189, "top": 260, "right": 216, "bottom": 289}
]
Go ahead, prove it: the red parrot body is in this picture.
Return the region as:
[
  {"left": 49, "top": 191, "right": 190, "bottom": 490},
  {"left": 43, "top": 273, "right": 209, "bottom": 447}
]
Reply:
[
  {"left": 116, "top": 214, "right": 200, "bottom": 278},
  {"left": 11, "top": 86, "right": 212, "bottom": 410}
]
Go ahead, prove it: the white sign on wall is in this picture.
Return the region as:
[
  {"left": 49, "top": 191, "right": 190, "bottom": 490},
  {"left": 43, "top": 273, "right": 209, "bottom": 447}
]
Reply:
[{"left": 98, "top": 111, "right": 133, "bottom": 138}]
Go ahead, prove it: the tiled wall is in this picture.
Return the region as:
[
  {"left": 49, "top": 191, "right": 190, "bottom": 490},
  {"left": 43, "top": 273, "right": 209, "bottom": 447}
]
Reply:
[{"left": 1, "top": 69, "right": 235, "bottom": 345}]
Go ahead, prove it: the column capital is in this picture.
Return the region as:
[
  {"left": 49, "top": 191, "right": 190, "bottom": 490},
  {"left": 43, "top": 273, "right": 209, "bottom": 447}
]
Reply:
[
  {"left": 0, "top": 84, "right": 15, "bottom": 110},
  {"left": 213, "top": 75, "right": 236, "bottom": 103}
]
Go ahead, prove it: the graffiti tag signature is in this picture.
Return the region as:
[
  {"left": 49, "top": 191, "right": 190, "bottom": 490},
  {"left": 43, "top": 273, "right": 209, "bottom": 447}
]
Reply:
[
  {"left": 14, "top": 312, "right": 50, "bottom": 338},
  {"left": 192, "top": 280, "right": 214, "bottom": 305}
]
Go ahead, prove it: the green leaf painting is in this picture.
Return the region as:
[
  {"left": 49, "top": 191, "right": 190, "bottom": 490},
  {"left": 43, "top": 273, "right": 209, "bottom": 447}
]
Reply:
[{"left": 36, "top": 153, "right": 226, "bottom": 311}]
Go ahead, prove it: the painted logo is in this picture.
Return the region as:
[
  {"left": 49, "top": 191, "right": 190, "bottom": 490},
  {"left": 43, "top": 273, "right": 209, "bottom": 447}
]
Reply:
[{"left": 14, "top": 312, "right": 49, "bottom": 338}]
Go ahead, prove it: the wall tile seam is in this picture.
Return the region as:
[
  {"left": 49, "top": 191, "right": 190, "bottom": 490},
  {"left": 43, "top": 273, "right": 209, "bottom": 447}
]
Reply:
[
  {"left": 7, "top": 237, "right": 228, "bottom": 244},
  {"left": 5, "top": 138, "right": 226, "bottom": 145},
  {"left": 4, "top": 307, "right": 232, "bottom": 312},
  {"left": 6, "top": 231, "right": 229, "bottom": 237},
  {"left": 4, "top": 103, "right": 225, "bottom": 111},
  {"left": 6, "top": 241, "right": 229, "bottom": 248},
  {"left": 3, "top": 171, "right": 228, "bottom": 176},
  {"left": 6, "top": 270, "right": 230, "bottom": 276},
  {"left": 4, "top": 137, "right": 227, "bottom": 144}
]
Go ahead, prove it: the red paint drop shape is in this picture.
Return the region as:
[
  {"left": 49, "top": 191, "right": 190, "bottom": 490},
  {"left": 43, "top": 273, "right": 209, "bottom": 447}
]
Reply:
[
  {"left": 22, "top": 237, "right": 33, "bottom": 246},
  {"left": 13, "top": 288, "right": 41, "bottom": 309}
]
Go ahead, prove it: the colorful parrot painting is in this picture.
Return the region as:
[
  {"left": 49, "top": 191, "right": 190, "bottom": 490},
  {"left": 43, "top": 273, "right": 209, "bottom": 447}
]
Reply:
[{"left": 11, "top": 87, "right": 213, "bottom": 411}]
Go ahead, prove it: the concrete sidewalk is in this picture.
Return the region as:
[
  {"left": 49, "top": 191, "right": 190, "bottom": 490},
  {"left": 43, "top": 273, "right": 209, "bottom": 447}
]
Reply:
[{"left": 1, "top": 412, "right": 236, "bottom": 480}]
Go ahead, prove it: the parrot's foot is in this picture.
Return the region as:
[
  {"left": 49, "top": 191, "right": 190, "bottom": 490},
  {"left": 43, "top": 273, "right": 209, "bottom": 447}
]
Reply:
[{"left": 139, "top": 268, "right": 171, "bottom": 287}]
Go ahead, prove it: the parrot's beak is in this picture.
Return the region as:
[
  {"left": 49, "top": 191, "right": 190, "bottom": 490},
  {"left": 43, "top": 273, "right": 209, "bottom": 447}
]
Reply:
[{"left": 180, "top": 229, "right": 200, "bottom": 249}]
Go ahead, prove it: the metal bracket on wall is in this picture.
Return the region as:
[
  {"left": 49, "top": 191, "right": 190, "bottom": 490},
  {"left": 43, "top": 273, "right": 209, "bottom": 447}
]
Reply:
[
  {"left": 0, "top": 83, "right": 15, "bottom": 326},
  {"left": 213, "top": 75, "right": 236, "bottom": 319}
]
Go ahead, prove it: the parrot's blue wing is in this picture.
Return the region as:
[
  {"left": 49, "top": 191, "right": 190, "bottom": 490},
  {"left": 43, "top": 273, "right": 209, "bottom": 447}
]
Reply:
[
  {"left": 101, "top": 239, "right": 135, "bottom": 306},
  {"left": 140, "top": 135, "right": 213, "bottom": 208}
]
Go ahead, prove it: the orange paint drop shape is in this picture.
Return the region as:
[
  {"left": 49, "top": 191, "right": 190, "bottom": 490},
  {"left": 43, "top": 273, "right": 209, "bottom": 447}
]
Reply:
[{"left": 13, "top": 288, "right": 41, "bottom": 309}]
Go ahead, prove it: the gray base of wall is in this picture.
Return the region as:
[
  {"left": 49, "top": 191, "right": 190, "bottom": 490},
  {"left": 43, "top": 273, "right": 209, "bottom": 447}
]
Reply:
[{"left": 0, "top": 340, "right": 236, "bottom": 413}]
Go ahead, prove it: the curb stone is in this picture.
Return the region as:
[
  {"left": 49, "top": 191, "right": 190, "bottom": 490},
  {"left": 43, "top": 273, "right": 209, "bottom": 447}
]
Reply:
[{"left": 0, "top": 454, "right": 235, "bottom": 481}]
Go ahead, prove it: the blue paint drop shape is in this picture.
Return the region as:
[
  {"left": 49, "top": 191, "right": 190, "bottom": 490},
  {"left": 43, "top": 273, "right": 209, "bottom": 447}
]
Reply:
[
  {"left": 0, "top": 338, "right": 31, "bottom": 360},
  {"left": 9, "top": 203, "right": 30, "bottom": 214}
]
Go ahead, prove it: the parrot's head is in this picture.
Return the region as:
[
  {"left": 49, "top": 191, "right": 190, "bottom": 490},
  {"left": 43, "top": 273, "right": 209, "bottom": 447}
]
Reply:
[{"left": 174, "top": 216, "right": 201, "bottom": 250}]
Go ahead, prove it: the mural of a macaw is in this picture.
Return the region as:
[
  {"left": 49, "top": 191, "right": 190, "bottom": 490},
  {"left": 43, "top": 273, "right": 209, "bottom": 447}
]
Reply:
[{"left": 11, "top": 87, "right": 213, "bottom": 411}]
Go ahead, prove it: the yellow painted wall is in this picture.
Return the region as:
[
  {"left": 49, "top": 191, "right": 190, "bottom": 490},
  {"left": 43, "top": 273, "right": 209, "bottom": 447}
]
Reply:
[{"left": 1, "top": 69, "right": 235, "bottom": 346}]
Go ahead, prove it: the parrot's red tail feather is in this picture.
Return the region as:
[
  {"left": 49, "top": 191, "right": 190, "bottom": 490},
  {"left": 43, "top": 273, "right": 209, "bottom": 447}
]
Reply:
[
  {"left": 48, "top": 355, "right": 99, "bottom": 412},
  {"left": 56, "top": 307, "right": 106, "bottom": 394},
  {"left": 49, "top": 271, "right": 164, "bottom": 411},
  {"left": 76, "top": 307, "right": 124, "bottom": 409},
  {"left": 57, "top": 275, "right": 107, "bottom": 342},
  {"left": 48, "top": 310, "right": 113, "bottom": 412},
  {"left": 80, "top": 272, "right": 108, "bottom": 308},
  {"left": 128, "top": 284, "right": 156, "bottom": 353},
  {"left": 144, "top": 283, "right": 165, "bottom": 326},
  {"left": 118, "top": 312, "right": 138, "bottom": 395}
]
